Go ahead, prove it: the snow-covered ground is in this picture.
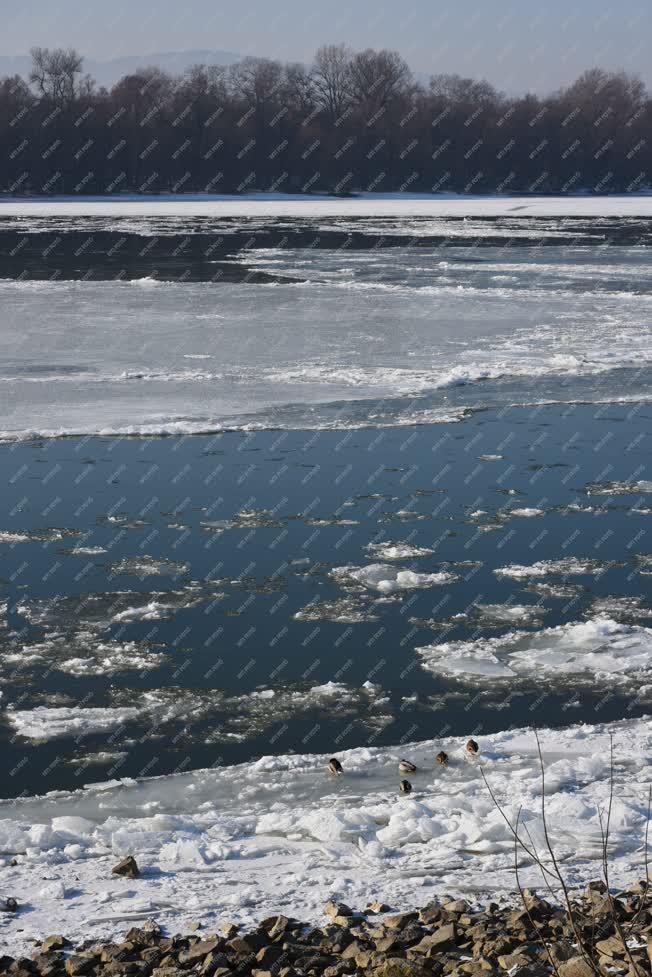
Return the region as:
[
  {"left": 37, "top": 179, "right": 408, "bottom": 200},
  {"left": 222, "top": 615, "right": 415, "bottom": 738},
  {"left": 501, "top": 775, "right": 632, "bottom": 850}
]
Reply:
[
  {"left": 0, "top": 718, "right": 650, "bottom": 955},
  {"left": 1, "top": 192, "right": 652, "bottom": 217}
]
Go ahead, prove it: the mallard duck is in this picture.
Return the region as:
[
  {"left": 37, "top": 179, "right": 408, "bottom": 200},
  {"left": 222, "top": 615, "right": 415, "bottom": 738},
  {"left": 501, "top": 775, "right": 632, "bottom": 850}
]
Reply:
[
  {"left": 466, "top": 738, "right": 479, "bottom": 756},
  {"left": 328, "top": 757, "right": 343, "bottom": 775},
  {"left": 399, "top": 779, "right": 412, "bottom": 794},
  {"left": 398, "top": 759, "right": 417, "bottom": 774},
  {"left": 435, "top": 750, "right": 448, "bottom": 766}
]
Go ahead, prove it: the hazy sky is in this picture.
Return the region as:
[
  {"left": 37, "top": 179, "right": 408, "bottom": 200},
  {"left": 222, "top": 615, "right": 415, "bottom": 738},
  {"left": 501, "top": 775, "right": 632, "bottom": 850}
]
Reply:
[{"left": 2, "top": 0, "right": 650, "bottom": 92}]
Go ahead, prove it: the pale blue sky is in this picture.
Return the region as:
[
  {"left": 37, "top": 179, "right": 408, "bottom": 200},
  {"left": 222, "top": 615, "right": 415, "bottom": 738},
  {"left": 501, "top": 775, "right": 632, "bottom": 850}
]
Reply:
[{"left": 2, "top": 0, "right": 650, "bottom": 92}]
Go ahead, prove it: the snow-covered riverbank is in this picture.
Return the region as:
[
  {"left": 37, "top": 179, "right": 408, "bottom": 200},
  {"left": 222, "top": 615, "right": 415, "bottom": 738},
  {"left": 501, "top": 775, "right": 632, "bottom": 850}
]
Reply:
[{"left": 1, "top": 717, "right": 650, "bottom": 955}]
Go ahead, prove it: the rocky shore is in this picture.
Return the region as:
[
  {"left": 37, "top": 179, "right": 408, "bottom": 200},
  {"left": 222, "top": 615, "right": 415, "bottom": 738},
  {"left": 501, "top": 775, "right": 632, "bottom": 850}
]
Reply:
[{"left": 2, "top": 879, "right": 652, "bottom": 977}]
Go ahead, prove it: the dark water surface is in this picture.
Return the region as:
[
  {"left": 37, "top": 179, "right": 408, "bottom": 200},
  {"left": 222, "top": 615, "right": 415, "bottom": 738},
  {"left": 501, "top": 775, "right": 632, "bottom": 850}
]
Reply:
[{"left": 1, "top": 402, "right": 650, "bottom": 798}]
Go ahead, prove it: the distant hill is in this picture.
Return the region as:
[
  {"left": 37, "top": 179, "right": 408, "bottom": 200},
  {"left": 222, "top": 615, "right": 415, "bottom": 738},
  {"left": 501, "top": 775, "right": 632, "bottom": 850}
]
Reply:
[{"left": 0, "top": 49, "right": 242, "bottom": 88}]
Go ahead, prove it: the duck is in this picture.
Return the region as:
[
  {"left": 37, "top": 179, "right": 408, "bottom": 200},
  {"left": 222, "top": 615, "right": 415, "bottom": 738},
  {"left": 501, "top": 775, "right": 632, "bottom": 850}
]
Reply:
[
  {"left": 328, "top": 757, "right": 343, "bottom": 775},
  {"left": 466, "top": 738, "right": 479, "bottom": 756},
  {"left": 435, "top": 750, "right": 448, "bottom": 766},
  {"left": 399, "top": 779, "right": 412, "bottom": 794},
  {"left": 398, "top": 759, "right": 417, "bottom": 774}
]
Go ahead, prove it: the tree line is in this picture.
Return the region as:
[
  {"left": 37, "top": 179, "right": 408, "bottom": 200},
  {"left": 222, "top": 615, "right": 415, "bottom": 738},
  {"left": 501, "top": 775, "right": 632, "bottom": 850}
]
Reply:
[{"left": 0, "top": 45, "right": 649, "bottom": 195}]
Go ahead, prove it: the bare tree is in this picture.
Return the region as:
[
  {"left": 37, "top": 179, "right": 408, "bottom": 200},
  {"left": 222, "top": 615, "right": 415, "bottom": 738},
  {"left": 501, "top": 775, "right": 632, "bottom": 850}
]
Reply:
[
  {"left": 348, "top": 48, "right": 412, "bottom": 111},
  {"left": 29, "top": 47, "right": 84, "bottom": 105},
  {"left": 283, "top": 63, "right": 316, "bottom": 116},
  {"left": 429, "top": 72, "right": 501, "bottom": 106},
  {"left": 229, "top": 57, "right": 284, "bottom": 118},
  {"left": 312, "top": 44, "right": 352, "bottom": 124}
]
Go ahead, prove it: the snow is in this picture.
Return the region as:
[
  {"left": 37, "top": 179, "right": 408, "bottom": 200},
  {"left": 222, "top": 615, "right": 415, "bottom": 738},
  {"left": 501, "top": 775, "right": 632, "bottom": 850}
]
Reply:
[
  {"left": 2, "top": 193, "right": 652, "bottom": 217},
  {"left": 0, "top": 717, "right": 650, "bottom": 956}
]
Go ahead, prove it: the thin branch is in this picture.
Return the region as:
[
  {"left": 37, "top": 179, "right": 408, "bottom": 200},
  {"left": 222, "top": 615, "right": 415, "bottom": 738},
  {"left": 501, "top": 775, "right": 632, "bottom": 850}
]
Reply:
[
  {"left": 480, "top": 766, "right": 559, "bottom": 884},
  {"left": 534, "top": 731, "right": 599, "bottom": 975},
  {"left": 514, "top": 806, "right": 562, "bottom": 977},
  {"left": 596, "top": 736, "right": 643, "bottom": 977},
  {"left": 625, "top": 784, "right": 651, "bottom": 933}
]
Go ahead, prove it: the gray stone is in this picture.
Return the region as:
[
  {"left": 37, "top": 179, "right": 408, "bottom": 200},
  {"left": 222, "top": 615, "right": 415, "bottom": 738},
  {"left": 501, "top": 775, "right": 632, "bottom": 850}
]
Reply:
[
  {"left": 595, "top": 936, "right": 625, "bottom": 959},
  {"left": 443, "top": 901, "right": 470, "bottom": 915},
  {"left": 111, "top": 856, "right": 139, "bottom": 880},
  {"left": 64, "top": 957, "right": 95, "bottom": 977},
  {"left": 325, "top": 902, "right": 353, "bottom": 919},
  {"left": 557, "top": 956, "right": 595, "bottom": 977},
  {"left": 177, "top": 939, "right": 222, "bottom": 965},
  {"left": 383, "top": 913, "right": 419, "bottom": 930},
  {"left": 368, "top": 902, "right": 392, "bottom": 914},
  {"left": 41, "top": 937, "right": 70, "bottom": 954},
  {"left": 227, "top": 932, "right": 269, "bottom": 955},
  {"left": 371, "top": 959, "right": 432, "bottom": 977}
]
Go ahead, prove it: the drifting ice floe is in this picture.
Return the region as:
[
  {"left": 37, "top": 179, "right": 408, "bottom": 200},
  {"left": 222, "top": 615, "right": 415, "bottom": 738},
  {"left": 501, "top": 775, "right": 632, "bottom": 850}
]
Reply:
[
  {"left": 494, "top": 556, "right": 612, "bottom": 579},
  {"left": 0, "top": 634, "right": 167, "bottom": 678},
  {"left": 108, "top": 556, "right": 190, "bottom": 578},
  {"left": 331, "top": 563, "right": 458, "bottom": 593},
  {"left": 584, "top": 480, "right": 652, "bottom": 495},
  {"left": 0, "top": 717, "right": 650, "bottom": 957},
  {"left": 293, "top": 597, "right": 379, "bottom": 624},
  {"left": 0, "top": 527, "right": 81, "bottom": 544},
  {"left": 417, "top": 616, "right": 652, "bottom": 688},
  {"left": 364, "top": 542, "right": 435, "bottom": 560},
  {"left": 6, "top": 683, "right": 391, "bottom": 745}
]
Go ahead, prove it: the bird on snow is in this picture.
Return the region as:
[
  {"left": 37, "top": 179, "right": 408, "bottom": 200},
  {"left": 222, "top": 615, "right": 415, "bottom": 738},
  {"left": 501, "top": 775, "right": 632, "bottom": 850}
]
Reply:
[
  {"left": 328, "top": 757, "right": 343, "bottom": 775},
  {"left": 399, "top": 779, "right": 412, "bottom": 794},
  {"left": 435, "top": 750, "right": 449, "bottom": 766},
  {"left": 466, "top": 738, "right": 479, "bottom": 756},
  {"left": 398, "top": 759, "right": 417, "bottom": 774}
]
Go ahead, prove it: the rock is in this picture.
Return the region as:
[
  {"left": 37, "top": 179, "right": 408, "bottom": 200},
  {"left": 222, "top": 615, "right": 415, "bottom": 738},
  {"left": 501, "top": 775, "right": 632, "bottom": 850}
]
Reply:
[
  {"left": 375, "top": 937, "right": 402, "bottom": 954},
  {"left": 261, "top": 915, "right": 292, "bottom": 938},
  {"left": 497, "top": 953, "right": 534, "bottom": 971},
  {"left": 418, "top": 904, "right": 442, "bottom": 925},
  {"left": 111, "top": 856, "right": 139, "bottom": 879},
  {"left": 595, "top": 936, "right": 625, "bottom": 959},
  {"left": 256, "top": 947, "right": 286, "bottom": 967},
  {"left": 325, "top": 901, "right": 353, "bottom": 919},
  {"left": 199, "top": 952, "right": 229, "bottom": 974},
  {"left": 122, "top": 928, "right": 159, "bottom": 949},
  {"left": 138, "top": 949, "right": 162, "bottom": 967},
  {"left": 332, "top": 915, "right": 355, "bottom": 927},
  {"left": 443, "top": 900, "right": 470, "bottom": 914},
  {"left": 324, "top": 965, "right": 355, "bottom": 977},
  {"left": 384, "top": 913, "right": 419, "bottom": 929},
  {"left": 368, "top": 902, "right": 392, "bottom": 914},
  {"left": 293, "top": 953, "right": 334, "bottom": 971},
  {"left": 462, "top": 958, "right": 495, "bottom": 973},
  {"left": 64, "top": 957, "right": 95, "bottom": 977},
  {"left": 428, "top": 923, "right": 458, "bottom": 951},
  {"left": 508, "top": 968, "right": 548, "bottom": 977},
  {"left": 217, "top": 922, "right": 239, "bottom": 939},
  {"left": 341, "top": 942, "right": 366, "bottom": 961},
  {"left": 41, "top": 937, "right": 70, "bottom": 954},
  {"left": 177, "top": 939, "right": 222, "bottom": 965},
  {"left": 371, "top": 958, "right": 432, "bottom": 977},
  {"left": 3, "top": 898, "right": 18, "bottom": 913},
  {"left": 557, "top": 956, "right": 595, "bottom": 977},
  {"left": 586, "top": 880, "right": 607, "bottom": 895},
  {"left": 101, "top": 963, "right": 148, "bottom": 976},
  {"left": 227, "top": 932, "right": 269, "bottom": 956}
]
